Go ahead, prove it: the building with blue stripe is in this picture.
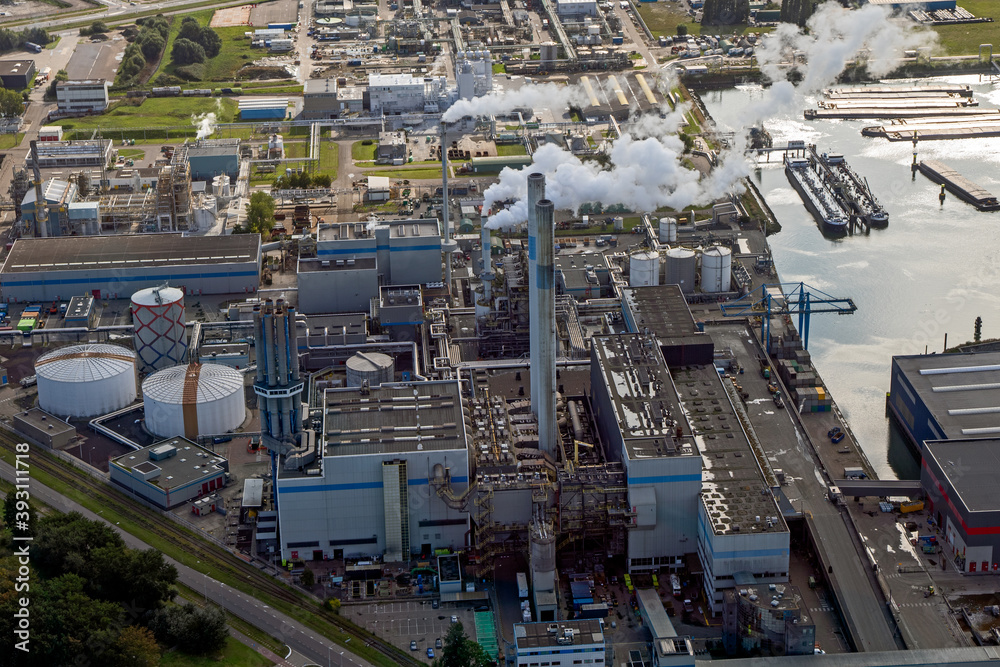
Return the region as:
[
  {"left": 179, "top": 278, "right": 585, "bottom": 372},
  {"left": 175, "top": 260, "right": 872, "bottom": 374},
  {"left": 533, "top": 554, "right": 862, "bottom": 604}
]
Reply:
[
  {"left": 276, "top": 379, "right": 470, "bottom": 562},
  {"left": 0, "top": 234, "right": 261, "bottom": 302}
]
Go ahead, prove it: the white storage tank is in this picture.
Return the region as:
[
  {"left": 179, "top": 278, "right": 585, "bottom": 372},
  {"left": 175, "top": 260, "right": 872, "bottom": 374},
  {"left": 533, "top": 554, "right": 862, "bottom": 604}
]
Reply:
[
  {"left": 701, "top": 245, "right": 733, "bottom": 293},
  {"left": 36, "top": 344, "right": 137, "bottom": 418},
  {"left": 142, "top": 362, "right": 246, "bottom": 439},
  {"left": 131, "top": 285, "right": 187, "bottom": 374},
  {"left": 629, "top": 251, "right": 660, "bottom": 287},
  {"left": 658, "top": 217, "right": 677, "bottom": 243},
  {"left": 613, "top": 216, "right": 624, "bottom": 232},
  {"left": 664, "top": 246, "right": 697, "bottom": 293},
  {"left": 345, "top": 352, "right": 394, "bottom": 388}
]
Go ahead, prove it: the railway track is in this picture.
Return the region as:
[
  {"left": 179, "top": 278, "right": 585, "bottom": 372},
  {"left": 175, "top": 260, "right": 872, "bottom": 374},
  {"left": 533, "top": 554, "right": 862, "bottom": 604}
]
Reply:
[{"left": 0, "top": 434, "right": 421, "bottom": 667}]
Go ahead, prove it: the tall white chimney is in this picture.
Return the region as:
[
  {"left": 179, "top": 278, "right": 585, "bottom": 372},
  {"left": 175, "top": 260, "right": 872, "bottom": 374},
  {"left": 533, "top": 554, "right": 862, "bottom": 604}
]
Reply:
[
  {"left": 527, "top": 172, "right": 546, "bottom": 417},
  {"left": 533, "top": 197, "right": 557, "bottom": 456}
]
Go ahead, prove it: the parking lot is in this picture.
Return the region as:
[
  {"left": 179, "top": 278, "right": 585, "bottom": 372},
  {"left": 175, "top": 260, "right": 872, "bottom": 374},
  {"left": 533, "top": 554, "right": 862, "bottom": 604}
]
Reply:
[
  {"left": 342, "top": 599, "right": 477, "bottom": 657},
  {"left": 66, "top": 38, "right": 127, "bottom": 81}
]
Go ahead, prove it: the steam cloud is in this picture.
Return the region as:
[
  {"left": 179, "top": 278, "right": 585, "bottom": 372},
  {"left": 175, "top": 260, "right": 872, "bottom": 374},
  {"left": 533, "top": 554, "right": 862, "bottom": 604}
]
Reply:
[
  {"left": 747, "top": 1, "right": 939, "bottom": 123},
  {"left": 192, "top": 110, "right": 218, "bottom": 140},
  {"left": 443, "top": 82, "right": 590, "bottom": 122}
]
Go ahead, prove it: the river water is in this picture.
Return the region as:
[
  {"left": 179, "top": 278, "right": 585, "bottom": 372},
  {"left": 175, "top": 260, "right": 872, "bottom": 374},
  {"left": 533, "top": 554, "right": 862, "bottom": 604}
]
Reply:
[{"left": 700, "top": 75, "right": 1000, "bottom": 480}]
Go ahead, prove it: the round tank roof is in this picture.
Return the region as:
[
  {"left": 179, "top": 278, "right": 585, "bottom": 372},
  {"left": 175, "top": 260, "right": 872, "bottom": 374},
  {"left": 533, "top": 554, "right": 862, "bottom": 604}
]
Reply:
[
  {"left": 666, "top": 247, "right": 695, "bottom": 258},
  {"left": 704, "top": 245, "right": 732, "bottom": 257},
  {"left": 142, "top": 363, "right": 244, "bottom": 404},
  {"left": 131, "top": 285, "right": 185, "bottom": 307},
  {"left": 346, "top": 352, "right": 393, "bottom": 373},
  {"left": 35, "top": 344, "right": 135, "bottom": 383}
]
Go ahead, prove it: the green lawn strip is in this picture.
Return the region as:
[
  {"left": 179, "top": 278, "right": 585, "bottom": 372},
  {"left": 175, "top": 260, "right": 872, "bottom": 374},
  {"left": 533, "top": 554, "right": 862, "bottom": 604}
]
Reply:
[
  {"left": 351, "top": 140, "right": 376, "bottom": 160},
  {"left": 159, "top": 636, "right": 275, "bottom": 667},
  {"left": 363, "top": 167, "right": 443, "bottom": 179},
  {"left": 0, "top": 447, "right": 401, "bottom": 667},
  {"left": 117, "top": 147, "right": 145, "bottom": 159},
  {"left": 45, "top": 35, "right": 62, "bottom": 49},
  {"left": 0, "top": 133, "right": 23, "bottom": 150},
  {"left": 319, "top": 140, "right": 338, "bottom": 178},
  {"left": 931, "top": 0, "right": 999, "bottom": 55},
  {"left": 282, "top": 141, "right": 308, "bottom": 159},
  {"left": 495, "top": 143, "right": 527, "bottom": 156},
  {"left": 57, "top": 97, "right": 237, "bottom": 130},
  {"left": 636, "top": 3, "right": 770, "bottom": 38},
  {"left": 153, "top": 9, "right": 268, "bottom": 85}
]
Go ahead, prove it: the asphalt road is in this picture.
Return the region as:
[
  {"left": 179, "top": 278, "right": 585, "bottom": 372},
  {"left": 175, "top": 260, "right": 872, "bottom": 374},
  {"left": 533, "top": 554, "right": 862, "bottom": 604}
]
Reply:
[{"left": 0, "top": 460, "right": 375, "bottom": 667}]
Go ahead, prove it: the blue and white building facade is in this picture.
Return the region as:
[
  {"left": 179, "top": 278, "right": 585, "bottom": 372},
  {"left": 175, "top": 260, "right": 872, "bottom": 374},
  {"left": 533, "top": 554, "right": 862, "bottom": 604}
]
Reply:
[
  {"left": 276, "top": 380, "right": 470, "bottom": 562},
  {"left": 316, "top": 218, "right": 442, "bottom": 286}
]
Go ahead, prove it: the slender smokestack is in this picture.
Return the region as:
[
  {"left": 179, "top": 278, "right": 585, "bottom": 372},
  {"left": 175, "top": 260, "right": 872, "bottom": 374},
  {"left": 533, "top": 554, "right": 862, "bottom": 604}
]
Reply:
[
  {"left": 526, "top": 172, "right": 546, "bottom": 416},
  {"left": 533, "top": 198, "right": 557, "bottom": 456},
  {"left": 481, "top": 224, "right": 493, "bottom": 301},
  {"left": 440, "top": 124, "right": 455, "bottom": 291}
]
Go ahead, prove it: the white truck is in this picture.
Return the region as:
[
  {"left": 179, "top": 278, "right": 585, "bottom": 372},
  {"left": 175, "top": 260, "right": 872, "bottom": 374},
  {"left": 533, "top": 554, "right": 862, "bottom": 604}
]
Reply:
[{"left": 517, "top": 572, "right": 529, "bottom": 599}]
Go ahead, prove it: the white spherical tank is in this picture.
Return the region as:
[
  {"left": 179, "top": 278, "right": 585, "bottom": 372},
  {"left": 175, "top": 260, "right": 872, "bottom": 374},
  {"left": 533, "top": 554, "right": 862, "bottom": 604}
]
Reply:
[
  {"left": 142, "top": 362, "right": 246, "bottom": 440},
  {"left": 629, "top": 251, "right": 660, "bottom": 287},
  {"left": 131, "top": 286, "right": 187, "bottom": 374},
  {"left": 658, "top": 217, "right": 677, "bottom": 243},
  {"left": 664, "top": 247, "right": 697, "bottom": 292},
  {"left": 36, "top": 344, "right": 137, "bottom": 418},
  {"left": 701, "top": 245, "right": 733, "bottom": 293},
  {"left": 345, "top": 352, "right": 395, "bottom": 388}
]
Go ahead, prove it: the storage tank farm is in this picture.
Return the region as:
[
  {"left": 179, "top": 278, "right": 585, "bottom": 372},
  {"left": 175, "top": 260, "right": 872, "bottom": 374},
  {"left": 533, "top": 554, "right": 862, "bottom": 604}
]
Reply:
[
  {"left": 252, "top": 299, "right": 305, "bottom": 456},
  {"left": 142, "top": 362, "right": 246, "bottom": 439},
  {"left": 35, "top": 344, "right": 137, "bottom": 418},
  {"left": 131, "top": 285, "right": 188, "bottom": 375},
  {"left": 701, "top": 245, "right": 733, "bottom": 293}
]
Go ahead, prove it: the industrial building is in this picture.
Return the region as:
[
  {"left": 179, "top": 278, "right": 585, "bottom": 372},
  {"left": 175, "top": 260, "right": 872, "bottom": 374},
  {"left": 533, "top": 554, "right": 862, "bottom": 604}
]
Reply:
[
  {"left": 33, "top": 139, "right": 113, "bottom": 168},
  {"left": 921, "top": 438, "right": 1000, "bottom": 574},
  {"left": 276, "top": 379, "right": 471, "bottom": 561},
  {"left": 110, "top": 438, "right": 229, "bottom": 510},
  {"left": 315, "top": 219, "right": 443, "bottom": 286},
  {"left": 302, "top": 78, "right": 341, "bottom": 119},
  {"left": 555, "top": 0, "right": 598, "bottom": 16},
  {"left": 35, "top": 343, "right": 137, "bottom": 418},
  {"left": 620, "top": 286, "right": 715, "bottom": 367},
  {"left": 867, "top": 0, "right": 956, "bottom": 9},
  {"left": 54, "top": 79, "right": 110, "bottom": 113},
  {"left": 296, "top": 256, "right": 378, "bottom": 315},
  {"left": 722, "top": 585, "right": 815, "bottom": 656},
  {"left": 13, "top": 408, "right": 76, "bottom": 449},
  {"left": 238, "top": 98, "right": 288, "bottom": 120},
  {"left": 888, "top": 352, "right": 1000, "bottom": 453},
  {"left": 0, "top": 234, "right": 261, "bottom": 302},
  {"left": 377, "top": 130, "right": 407, "bottom": 162},
  {"left": 368, "top": 72, "right": 448, "bottom": 115},
  {"left": 0, "top": 59, "right": 35, "bottom": 90},
  {"left": 513, "top": 620, "right": 605, "bottom": 667},
  {"left": 187, "top": 139, "right": 240, "bottom": 182},
  {"left": 20, "top": 178, "right": 78, "bottom": 236}
]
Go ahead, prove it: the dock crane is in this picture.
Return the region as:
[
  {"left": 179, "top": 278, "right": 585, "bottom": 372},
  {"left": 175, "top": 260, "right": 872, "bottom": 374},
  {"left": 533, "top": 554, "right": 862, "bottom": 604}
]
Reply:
[{"left": 720, "top": 282, "right": 857, "bottom": 352}]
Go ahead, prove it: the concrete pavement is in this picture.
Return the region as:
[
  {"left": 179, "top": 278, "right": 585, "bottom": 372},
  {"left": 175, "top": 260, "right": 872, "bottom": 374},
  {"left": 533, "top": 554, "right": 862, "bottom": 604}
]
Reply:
[{"left": 0, "top": 460, "right": 376, "bottom": 667}]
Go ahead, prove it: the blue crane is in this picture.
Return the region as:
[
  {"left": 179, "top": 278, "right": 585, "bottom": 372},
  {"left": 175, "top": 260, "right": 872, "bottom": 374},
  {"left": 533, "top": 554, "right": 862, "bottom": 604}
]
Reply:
[{"left": 719, "top": 282, "right": 857, "bottom": 352}]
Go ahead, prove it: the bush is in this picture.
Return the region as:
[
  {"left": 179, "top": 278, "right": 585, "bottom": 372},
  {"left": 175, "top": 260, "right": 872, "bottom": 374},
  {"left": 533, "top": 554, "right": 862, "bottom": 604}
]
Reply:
[
  {"left": 676, "top": 24, "right": 688, "bottom": 36},
  {"left": 174, "top": 63, "right": 205, "bottom": 81},
  {"left": 172, "top": 38, "right": 205, "bottom": 65},
  {"left": 150, "top": 603, "right": 227, "bottom": 655}
]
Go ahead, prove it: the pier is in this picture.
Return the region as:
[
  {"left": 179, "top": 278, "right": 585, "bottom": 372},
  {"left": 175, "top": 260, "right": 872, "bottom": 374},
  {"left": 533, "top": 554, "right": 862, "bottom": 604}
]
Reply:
[{"left": 917, "top": 160, "right": 1000, "bottom": 211}]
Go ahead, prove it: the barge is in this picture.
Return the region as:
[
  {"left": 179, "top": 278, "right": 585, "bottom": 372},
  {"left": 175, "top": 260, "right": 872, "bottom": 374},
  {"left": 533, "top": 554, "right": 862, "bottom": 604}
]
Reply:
[
  {"left": 917, "top": 160, "right": 1000, "bottom": 212},
  {"left": 824, "top": 84, "right": 974, "bottom": 98},
  {"left": 819, "top": 153, "right": 889, "bottom": 228},
  {"left": 784, "top": 154, "right": 850, "bottom": 235},
  {"left": 862, "top": 112, "right": 1000, "bottom": 141}
]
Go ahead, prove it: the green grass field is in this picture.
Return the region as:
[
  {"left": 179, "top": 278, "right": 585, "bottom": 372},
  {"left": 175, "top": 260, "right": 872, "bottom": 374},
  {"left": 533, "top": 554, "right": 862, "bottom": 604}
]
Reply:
[
  {"left": 57, "top": 97, "right": 237, "bottom": 131},
  {"left": 496, "top": 143, "right": 527, "bottom": 156},
  {"left": 364, "top": 167, "right": 443, "bottom": 180},
  {"left": 160, "top": 637, "right": 274, "bottom": 667},
  {"left": 352, "top": 140, "right": 377, "bottom": 161},
  {"left": 931, "top": 0, "right": 998, "bottom": 55},
  {"left": 637, "top": 3, "right": 770, "bottom": 38},
  {"left": 117, "top": 147, "right": 145, "bottom": 159},
  {"left": 0, "top": 133, "right": 23, "bottom": 150},
  {"left": 152, "top": 9, "right": 270, "bottom": 84}
]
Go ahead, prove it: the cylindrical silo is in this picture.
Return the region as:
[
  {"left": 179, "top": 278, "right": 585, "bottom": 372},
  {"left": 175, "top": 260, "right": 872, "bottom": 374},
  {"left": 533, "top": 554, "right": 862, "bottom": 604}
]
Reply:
[
  {"left": 664, "top": 247, "right": 697, "bottom": 292},
  {"left": 35, "top": 344, "right": 137, "bottom": 418},
  {"left": 530, "top": 520, "right": 556, "bottom": 593},
  {"left": 658, "top": 217, "right": 677, "bottom": 243},
  {"left": 701, "top": 245, "right": 733, "bottom": 293},
  {"left": 345, "top": 352, "right": 394, "bottom": 388},
  {"left": 142, "top": 362, "right": 246, "bottom": 440},
  {"left": 613, "top": 216, "right": 624, "bottom": 232},
  {"left": 629, "top": 251, "right": 660, "bottom": 287},
  {"left": 131, "top": 285, "right": 188, "bottom": 374}
]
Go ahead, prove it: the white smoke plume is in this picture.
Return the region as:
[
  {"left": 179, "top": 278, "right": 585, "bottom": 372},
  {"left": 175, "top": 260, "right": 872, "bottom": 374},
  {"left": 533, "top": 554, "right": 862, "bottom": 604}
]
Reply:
[
  {"left": 483, "top": 131, "right": 749, "bottom": 229},
  {"left": 747, "top": 1, "right": 938, "bottom": 123},
  {"left": 442, "top": 82, "right": 590, "bottom": 122},
  {"left": 192, "top": 112, "right": 217, "bottom": 140}
]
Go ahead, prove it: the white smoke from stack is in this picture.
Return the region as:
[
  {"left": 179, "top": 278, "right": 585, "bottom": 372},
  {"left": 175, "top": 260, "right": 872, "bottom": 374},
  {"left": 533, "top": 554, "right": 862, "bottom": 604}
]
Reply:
[
  {"left": 747, "top": 1, "right": 938, "bottom": 123},
  {"left": 192, "top": 112, "right": 218, "bottom": 140},
  {"left": 442, "top": 82, "right": 590, "bottom": 122}
]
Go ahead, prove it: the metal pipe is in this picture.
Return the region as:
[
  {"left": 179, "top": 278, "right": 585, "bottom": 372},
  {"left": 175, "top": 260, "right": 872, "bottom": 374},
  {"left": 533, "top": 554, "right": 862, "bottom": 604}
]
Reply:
[
  {"left": 276, "top": 306, "right": 289, "bottom": 385},
  {"left": 287, "top": 305, "right": 301, "bottom": 381},
  {"left": 253, "top": 306, "right": 265, "bottom": 385},
  {"left": 526, "top": 172, "right": 545, "bottom": 417},
  {"left": 535, "top": 197, "right": 557, "bottom": 456},
  {"left": 568, "top": 400, "right": 584, "bottom": 441}
]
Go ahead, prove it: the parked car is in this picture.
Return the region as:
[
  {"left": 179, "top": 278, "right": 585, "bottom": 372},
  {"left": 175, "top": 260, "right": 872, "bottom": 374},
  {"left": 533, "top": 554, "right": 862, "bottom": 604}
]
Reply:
[
  {"left": 450, "top": 615, "right": 458, "bottom": 624},
  {"left": 435, "top": 638, "right": 443, "bottom": 649},
  {"left": 427, "top": 648, "right": 435, "bottom": 659},
  {"left": 410, "top": 641, "right": 417, "bottom": 651}
]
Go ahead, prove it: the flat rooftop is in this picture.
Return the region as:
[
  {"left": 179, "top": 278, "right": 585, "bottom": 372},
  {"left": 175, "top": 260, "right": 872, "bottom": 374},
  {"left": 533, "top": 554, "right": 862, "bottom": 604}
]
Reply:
[
  {"left": 323, "top": 380, "right": 467, "bottom": 457},
  {"left": 299, "top": 256, "right": 377, "bottom": 272},
  {"left": 1, "top": 234, "right": 260, "bottom": 273},
  {"left": 735, "top": 583, "right": 807, "bottom": 613},
  {"left": 924, "top": 438, "right": 1000, "bottom": 513},
  {"left": 673, "top": 362, "right": 786, "bottom": 535},
  {"left": 621, "top": 285, "right": 704, "bottom": 343},
  {"left": 111, "top": 438, "right": 227, "bottom": 491},
  {"left": 316, "top": 219, "right": 440, "bottom": 243},
  {"left": 514, "top": 619, "right": 604, "bottom": 650},
  {"left": 893, "top": 352, "right": 1000, "bottom": 440},
  {"left": 591, "top": 334, "right": 696, "bottom": 460},
  {"left": 555, "top": 253, "right": 604, "bottom": 293},
  {"left": 0, "top": 60, "right": 33, "bottom": 76},
  {"left": 14, "top": 408, "right": 75, "bottom": 435}
]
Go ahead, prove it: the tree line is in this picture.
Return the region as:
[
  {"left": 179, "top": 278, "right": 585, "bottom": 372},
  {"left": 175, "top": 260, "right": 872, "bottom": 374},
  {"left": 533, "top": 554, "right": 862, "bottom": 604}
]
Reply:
[
  {"left": 0, "top": 27, "right": 48, "bottom": 55},
  {"left": 117, "top": 15, "right": 170, "bottom": 88},
  {"left": 0, "top": 501, "right": 228, "bottom": 666}
]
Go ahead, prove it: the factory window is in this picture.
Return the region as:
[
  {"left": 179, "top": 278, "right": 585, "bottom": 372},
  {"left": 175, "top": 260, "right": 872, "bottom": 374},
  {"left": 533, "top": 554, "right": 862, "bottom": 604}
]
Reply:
[{"left": 435, "top": 533, "right": 441, "bottom": 539}]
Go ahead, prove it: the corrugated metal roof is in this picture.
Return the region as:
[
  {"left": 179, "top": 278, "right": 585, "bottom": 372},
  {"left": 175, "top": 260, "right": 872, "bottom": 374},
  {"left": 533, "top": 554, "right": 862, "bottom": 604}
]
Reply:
[{"left": 142, "top": 362, "right": 243, "bottom": 404}]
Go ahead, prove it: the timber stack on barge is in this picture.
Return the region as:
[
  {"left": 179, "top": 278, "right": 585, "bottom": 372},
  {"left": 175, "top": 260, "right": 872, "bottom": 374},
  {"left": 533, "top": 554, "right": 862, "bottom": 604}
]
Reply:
[
  {"left": 862, "top": 111, "right": 1000, "bottom": 141},
  {"left": 917, "top": 160, "right": 1000, "bottom": 212}
]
